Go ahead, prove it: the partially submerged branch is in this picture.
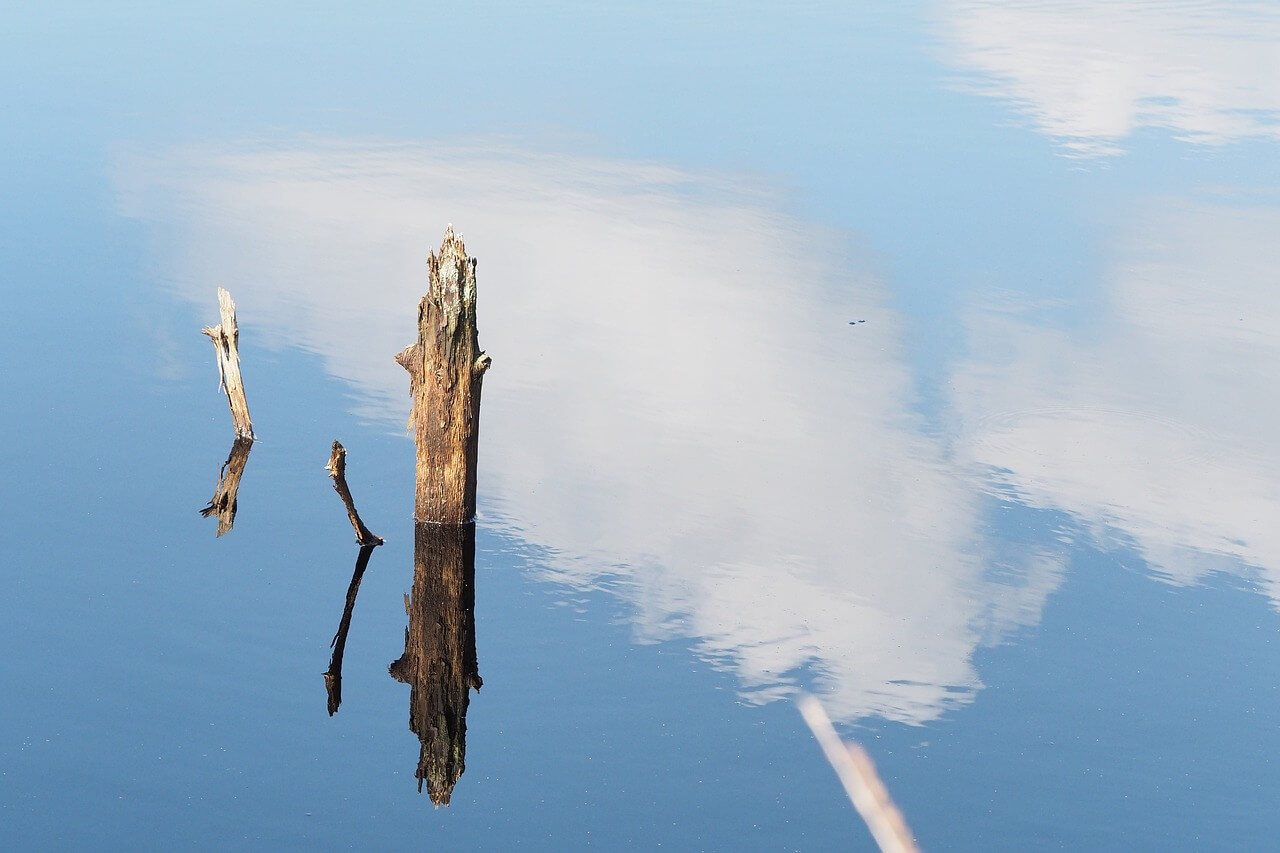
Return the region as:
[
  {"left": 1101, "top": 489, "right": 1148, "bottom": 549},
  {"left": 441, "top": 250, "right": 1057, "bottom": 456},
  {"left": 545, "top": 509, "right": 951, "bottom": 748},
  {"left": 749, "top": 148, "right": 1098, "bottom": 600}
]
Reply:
[
  {"left": 325, "top": 441, "right": 384, "bottom": 546},
  {"left": 798, "top": 695, "right": 920, "bottom": 853},
  {"left": 200, "top": 436, "right": 254, "bottom": 536},
  {"left": 202, "top": 287, "right": 255, "bottom": 440}
]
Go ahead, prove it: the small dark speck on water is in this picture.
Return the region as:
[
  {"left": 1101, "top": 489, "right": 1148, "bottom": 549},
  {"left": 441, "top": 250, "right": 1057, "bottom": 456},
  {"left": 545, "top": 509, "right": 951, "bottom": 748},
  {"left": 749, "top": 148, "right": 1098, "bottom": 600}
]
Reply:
[{"left": 848, "top": 319, "right": 866, "bottom": 325}]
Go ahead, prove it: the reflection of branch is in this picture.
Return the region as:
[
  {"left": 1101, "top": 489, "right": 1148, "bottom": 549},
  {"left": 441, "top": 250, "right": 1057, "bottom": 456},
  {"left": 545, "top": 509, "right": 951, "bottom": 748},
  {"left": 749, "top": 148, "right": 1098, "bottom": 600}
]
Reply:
[
  {"left": 325, "top": 441, "right": 383, "bottom": 546},
  {"left": 323, "top": 544, "right": 378, "bottom": 716},
  {"left": 200, "top": 436, "right": 254, "bottom": 537},
  {"left": 390, "top": 522, "right": 482, "bottom": 805},
  {"left": 799, "top": 695, "right": 920, "bottom": 853}
]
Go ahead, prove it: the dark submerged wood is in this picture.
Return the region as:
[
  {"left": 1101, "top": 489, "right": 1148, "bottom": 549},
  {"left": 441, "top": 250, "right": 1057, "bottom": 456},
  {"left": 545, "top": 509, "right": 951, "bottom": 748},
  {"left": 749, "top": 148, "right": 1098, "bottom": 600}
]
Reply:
[
  {"left": 389, "top": 522, "right": 482, "bottom": 805},
  {"left": 394, "top": 226, "right": 491, "bottom": 524}
]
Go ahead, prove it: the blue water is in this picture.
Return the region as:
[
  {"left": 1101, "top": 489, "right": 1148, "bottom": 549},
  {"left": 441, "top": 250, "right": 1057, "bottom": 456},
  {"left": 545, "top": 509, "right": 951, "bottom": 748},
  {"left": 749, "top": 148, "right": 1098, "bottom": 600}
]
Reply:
[{"left": 4, "top": 2, "right": 1279, "bottom": 849}]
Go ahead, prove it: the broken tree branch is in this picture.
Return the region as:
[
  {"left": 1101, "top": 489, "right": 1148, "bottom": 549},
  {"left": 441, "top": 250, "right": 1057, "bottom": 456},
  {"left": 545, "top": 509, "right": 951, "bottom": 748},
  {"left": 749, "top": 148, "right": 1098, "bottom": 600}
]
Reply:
[
  {"left": 799, "top": 695, "right": 920, "bottom": 853},
  {"left": 202, "top": 287, "right": 254, "bottom": 440},
  {"left": 325, "top": 441, "right": 384, "bottom": 546}
]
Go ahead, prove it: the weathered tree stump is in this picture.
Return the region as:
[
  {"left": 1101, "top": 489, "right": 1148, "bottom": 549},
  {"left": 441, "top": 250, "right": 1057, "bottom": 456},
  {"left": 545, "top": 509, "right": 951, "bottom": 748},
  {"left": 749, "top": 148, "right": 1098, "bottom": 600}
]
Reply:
[
  {"left": 200, "top": 436, "right": 253, "bottom": 536},
  {"left": 395, "top": 226, "right": 491, "bottom": 524},
  {"left": 325, "top": 441, "right": 383, "bottom": 546},
  {"left": 389, "top": 522, "right": 482, "bottom": 805},
  {"left": 202, "top": 287, "right": 254, "bottom": 440}
]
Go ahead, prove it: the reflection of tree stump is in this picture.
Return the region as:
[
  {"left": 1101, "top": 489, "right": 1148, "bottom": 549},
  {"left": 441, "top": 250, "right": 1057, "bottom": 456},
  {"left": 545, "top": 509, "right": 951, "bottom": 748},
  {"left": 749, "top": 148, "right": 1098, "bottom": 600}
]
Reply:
[
  {"left": 389, "top": 522, "right": 482, "bottom": 805},
  {"left": 200, "top": 436, "right": 253, "bottom": 536},
  {"left": 394, "top": 226, "right": 491, "bottom": 524}
]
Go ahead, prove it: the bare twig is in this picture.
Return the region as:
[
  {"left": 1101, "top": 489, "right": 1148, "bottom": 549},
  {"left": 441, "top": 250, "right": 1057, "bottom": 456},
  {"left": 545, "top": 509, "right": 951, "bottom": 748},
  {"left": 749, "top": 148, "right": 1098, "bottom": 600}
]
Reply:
[
  {"left": 325, "top": 441, "right": 383, "bottom": 546},
  {"left": 798, "top": 694, "right": 921, "bottom": 853}
]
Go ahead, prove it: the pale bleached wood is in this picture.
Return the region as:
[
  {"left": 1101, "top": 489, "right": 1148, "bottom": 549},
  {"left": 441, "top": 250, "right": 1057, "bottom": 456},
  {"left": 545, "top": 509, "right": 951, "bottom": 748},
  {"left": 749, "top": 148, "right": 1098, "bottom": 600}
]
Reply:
[
  {"left": 799, "top": 695, "right": 920, "bottom": 853},
  {"left": 202, "top": 287, "right": 255, "bottom": 440}
]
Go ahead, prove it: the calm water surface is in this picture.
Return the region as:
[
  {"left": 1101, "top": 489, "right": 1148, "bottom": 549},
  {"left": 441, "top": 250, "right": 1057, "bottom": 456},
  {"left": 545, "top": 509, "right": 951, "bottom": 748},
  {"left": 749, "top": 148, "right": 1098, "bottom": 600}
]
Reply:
[{"left": 3, "top": 2, "right": 1279, "bottom": 850}]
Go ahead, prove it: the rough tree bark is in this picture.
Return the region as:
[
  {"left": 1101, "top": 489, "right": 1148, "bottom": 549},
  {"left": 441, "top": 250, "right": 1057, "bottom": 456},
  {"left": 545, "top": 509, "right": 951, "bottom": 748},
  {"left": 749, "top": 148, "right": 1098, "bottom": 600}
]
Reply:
[
  {"left": 394, "top": 226, "right": 491, "bottom": 524},
  {"left": 202, "top": 287, "right": 254, "bottom": 440},
  {"left": 388, "top": 522, "right": 482, "bottom": 805}
]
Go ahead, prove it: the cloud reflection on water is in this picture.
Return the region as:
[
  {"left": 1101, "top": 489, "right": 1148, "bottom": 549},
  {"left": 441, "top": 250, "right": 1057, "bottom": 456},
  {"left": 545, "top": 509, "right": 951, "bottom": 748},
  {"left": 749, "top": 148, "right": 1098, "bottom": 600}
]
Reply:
[
  {"left": 954, "top": 196, "right": 1280, "bottom": 600},
  {"left": 938, "top": 0, "right": 1280, "bottom": 155},
  {"left": 116, "top": 141, "right": 1061, "bottom": 724}
]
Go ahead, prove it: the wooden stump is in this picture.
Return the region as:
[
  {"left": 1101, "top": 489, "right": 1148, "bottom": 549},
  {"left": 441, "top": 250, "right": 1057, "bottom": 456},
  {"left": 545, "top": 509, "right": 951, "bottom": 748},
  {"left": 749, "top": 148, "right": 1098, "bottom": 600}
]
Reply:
[
  {"left": 395, "top": 226, "right": 491, "bottom": 524},
  {"left": 389, "top": 522, "right": 482, "bottom": 804},
  {"left": 202, "top": 287, "right": 255, "bottom": 440}
]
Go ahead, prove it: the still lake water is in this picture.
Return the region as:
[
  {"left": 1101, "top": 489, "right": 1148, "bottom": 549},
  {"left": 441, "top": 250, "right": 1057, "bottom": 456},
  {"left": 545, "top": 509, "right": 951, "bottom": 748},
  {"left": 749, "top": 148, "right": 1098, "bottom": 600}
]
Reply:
[{"left": 4, "top": 2, "right": 1280, "bottom": 849}]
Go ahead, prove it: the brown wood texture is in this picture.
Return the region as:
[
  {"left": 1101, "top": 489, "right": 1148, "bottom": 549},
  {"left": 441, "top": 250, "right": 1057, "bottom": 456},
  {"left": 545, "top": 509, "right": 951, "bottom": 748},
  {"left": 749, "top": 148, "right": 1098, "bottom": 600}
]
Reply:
[
  {"left": 395, "top": 227, "right": 491, "bottom": 523},
  {"left": 388, "top": 522, "right": 482, "bottom": 805},
  {"left": 202, "top": 287, "right": 255, "bottom": 440},
  {"left": 325, "top": 441, "right": 383, "bottom": 546},
  {"left": 200, "top": 436, "right": 253, "bottom": 536}
]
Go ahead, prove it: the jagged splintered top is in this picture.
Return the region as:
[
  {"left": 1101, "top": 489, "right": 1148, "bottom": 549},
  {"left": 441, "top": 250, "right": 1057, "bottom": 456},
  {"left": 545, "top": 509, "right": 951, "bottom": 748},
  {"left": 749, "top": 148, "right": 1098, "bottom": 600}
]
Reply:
[
  {"left": 425, "top": 224, "right": 478, "bottom": 319},
  {"left": 431, "top": 223, "right": 468, "bottom": 266}
]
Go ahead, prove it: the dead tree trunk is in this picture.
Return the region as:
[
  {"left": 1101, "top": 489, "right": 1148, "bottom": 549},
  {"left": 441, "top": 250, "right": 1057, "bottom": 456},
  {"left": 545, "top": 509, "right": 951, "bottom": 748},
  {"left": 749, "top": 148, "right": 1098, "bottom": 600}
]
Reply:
[
  {"left": 394, "top": 226, "right": 491, "bottom": 524},
  {"left": 389, "top": 522, "right": 482, "bottom": 805},
  {"left": 202, "top": 287, "right": 255, "bottom": 440}
]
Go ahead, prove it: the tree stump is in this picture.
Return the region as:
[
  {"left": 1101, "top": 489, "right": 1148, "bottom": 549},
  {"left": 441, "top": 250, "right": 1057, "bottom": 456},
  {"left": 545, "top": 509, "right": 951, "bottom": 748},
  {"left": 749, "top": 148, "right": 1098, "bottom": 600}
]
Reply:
[{"left": 395, "top": 226, "right": 491, "bottom": 524}]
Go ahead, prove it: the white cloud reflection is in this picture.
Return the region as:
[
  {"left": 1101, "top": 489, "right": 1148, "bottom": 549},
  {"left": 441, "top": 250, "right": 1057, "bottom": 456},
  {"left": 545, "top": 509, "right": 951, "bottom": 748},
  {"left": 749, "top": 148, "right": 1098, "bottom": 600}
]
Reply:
[
  {"left": 938, "top": 1, "right": 1280, "bottom": 155},
  {"left": 116, "top": 140, "right": 1061, "bottom": 724},
  {"left": 954, "top": 197, "right": 1280, "bottom": 601}
]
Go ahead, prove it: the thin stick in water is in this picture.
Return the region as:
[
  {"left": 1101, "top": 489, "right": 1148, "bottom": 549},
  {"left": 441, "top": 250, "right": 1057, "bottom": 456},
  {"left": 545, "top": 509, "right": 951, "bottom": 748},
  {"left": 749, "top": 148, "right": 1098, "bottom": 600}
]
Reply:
[
  {"left": 798, "top": 694, "right": 921, "bottom": 853},
  {"left": 325, "top": 441, "right": 384, "bottom": 546},
  {"left": 202, "top": 287, "right": 254, "bottom": 440}
]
